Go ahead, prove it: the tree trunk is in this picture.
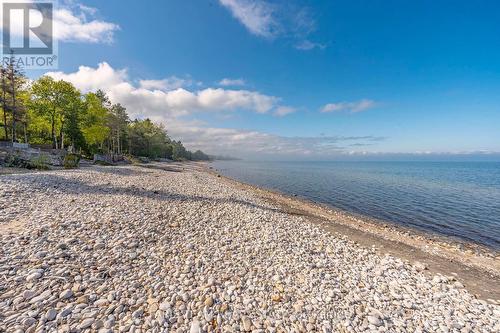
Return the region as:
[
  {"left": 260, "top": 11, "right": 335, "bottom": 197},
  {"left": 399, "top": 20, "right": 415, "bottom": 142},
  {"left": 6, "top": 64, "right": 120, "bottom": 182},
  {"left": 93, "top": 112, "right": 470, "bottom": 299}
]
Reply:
[
  {"left": 1, "top": 74, "right": 8, "bottom": 141},
  {"left": 60, "top": 121, "right": 65, "bottom": 150},
  {"left": 2, "top": 107, "right": 7, "bottom": 140},
  {"left": 117, "top": 130, "right": 121, "bottom": 155},
  {"left": 51, "top": 115, "right": 57, "bottom": 149},
  {"left": 10, "top": 70, "right": 16, "bottom": 143}
]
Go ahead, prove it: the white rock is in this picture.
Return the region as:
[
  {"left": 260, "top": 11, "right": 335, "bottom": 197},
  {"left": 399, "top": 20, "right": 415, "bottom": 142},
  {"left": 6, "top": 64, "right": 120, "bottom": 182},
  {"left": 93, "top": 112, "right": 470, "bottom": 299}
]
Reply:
[{"left": 190, "top": 318, "right": 201, "bottom": 333}]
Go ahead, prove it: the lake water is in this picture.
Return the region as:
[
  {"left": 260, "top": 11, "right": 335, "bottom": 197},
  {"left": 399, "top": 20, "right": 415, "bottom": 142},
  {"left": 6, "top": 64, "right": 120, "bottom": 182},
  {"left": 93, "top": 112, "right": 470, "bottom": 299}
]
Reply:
[{"left": 212, "top": 160, "right": 500, "bottom": 250}]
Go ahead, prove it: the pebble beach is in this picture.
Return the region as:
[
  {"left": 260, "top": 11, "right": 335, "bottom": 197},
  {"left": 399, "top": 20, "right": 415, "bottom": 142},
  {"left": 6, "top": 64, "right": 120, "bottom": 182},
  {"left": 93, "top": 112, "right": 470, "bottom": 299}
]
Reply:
[{"left": 1, "top": 163, "right": 499, "bottom": 332}]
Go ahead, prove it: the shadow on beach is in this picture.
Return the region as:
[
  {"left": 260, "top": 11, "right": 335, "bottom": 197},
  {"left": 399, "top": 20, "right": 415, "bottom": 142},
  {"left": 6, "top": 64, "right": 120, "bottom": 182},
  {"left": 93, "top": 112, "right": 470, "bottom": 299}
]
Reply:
[{"left": 13, "top": 169, "right": 284, "bottom": 215}]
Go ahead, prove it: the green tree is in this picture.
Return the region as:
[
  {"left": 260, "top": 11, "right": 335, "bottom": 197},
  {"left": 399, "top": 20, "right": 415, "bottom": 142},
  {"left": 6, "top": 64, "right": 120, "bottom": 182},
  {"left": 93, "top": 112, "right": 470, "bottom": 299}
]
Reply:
[
  {"left": 1, "top": 57, "right": 27, "bottom": 142},
  {"left": 127, "top": 119, "right": 172, "bottom": 159},
  {"left": 30, "top": 77, "right": 81, "bottom": 149},
  {"left": 63, "top": 93, "right": 86, "bottom": 151},
  {"left": 108, "top": 103, "right": 129, "bottom": 155},
  {"left": 81, "top": 92, "right": 110, "bottom": 153},
  {"left": 172, "top": 140, "right": 189, "bottom": 161},
  {"left": 57, "top": 82, "right": 82, "bottom": 149},
  {"left": 192, "top": 150, "right": 210, "bottom": 161},
  {"left": 23, "top": 78, "right": 212, "bottom": 161}
]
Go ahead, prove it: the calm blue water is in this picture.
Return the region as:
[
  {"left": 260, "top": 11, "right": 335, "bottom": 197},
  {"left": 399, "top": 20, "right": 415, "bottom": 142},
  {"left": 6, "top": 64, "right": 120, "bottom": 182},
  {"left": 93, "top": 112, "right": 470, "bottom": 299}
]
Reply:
[{"left": 213, "top": 161, "right": 500, "bottom": 249}]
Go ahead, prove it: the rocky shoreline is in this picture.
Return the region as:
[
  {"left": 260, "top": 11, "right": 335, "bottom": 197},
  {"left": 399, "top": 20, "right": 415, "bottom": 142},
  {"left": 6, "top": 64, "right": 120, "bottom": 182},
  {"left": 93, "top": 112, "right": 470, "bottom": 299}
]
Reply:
[
  {"left": 1, "top": 163, "right": 499, "bottom": 332},
  {"left": 213, "top": 169, "right": 500, "bottom": 298}
]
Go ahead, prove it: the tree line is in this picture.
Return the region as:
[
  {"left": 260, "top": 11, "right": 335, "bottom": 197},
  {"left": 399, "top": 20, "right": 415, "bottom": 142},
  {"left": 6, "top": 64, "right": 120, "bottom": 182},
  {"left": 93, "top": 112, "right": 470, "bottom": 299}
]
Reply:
[{"left": 0, "top": 59, "right": 210, "bottom": 161}]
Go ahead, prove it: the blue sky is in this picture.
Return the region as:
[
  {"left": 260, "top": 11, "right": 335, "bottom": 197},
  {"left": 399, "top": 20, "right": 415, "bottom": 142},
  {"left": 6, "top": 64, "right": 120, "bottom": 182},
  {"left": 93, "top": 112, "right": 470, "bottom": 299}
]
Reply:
[{"left": 14, "top": 0, "right": 500, "bottom": 159}]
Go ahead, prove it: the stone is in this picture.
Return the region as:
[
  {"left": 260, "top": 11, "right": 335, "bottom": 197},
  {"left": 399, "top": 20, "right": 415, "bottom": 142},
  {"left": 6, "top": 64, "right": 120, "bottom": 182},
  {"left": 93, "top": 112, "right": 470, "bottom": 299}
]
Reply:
[
  {"left": 22, "top": 290, "right": 36, "bottom": 300},
  {"left": 190, "top": 318, "right": 201, "bottom": 333},
  {"left": 79, "top": 318, "right": 95, "bottom": 330},
  {"left": 60, "top": 305, "right": 73, "bottom": 317},
  {"left": 94, "top": 299, "right": 109, "bottom": 307},
  {"left": 45, "top": 308, "right": 58, "bottom": 321},
  {"left": 59, "top": 289, "right": 73, "bottom": 299},
  {"left": 132, "top": 309, "right": 143, "bottom": 319},
  {"left": 414, "top": 262, "right": 428, "bottom": 272},
  {"left": 76, "top": 295, "right": 89, "bottom": 304},
  {"left": 242, "top": 316, "right": 252, "bottom": 331},
  {"left": 159, "top": 302, "right": 170, "bottom": 311},
  {"left": 204, "top": 296, "right": 214, "bottom": 307},
  {"left": 26, "top": 272, "right": 42, "bottom": 282},
  {"left": 367, "top": 316, "right": 382, "bottom": 326},
  {"left": 0, "top": 163, "right": 498, "bottom": 333},
  {"left": 29, "top": 290, "right": 51, "bottom": 304}
]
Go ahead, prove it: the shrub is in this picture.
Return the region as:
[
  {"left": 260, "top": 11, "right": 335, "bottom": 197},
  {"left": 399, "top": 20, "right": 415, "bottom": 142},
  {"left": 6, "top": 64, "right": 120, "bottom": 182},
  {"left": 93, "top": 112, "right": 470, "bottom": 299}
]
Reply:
[
  {"left": 124, "top": 155, "right": 141, "bottom": 165},
  {"left": 4, "top": 154, "right": 28, "bottom": 168},
  {"left": 4, "top": 153, "right": 49, "bottom": 170},
  {"left": 29, "top": 154, "right": 50, "bottom": 170},
  {"left": 63, "top": 154, "right": 80, "bottom": 169}
]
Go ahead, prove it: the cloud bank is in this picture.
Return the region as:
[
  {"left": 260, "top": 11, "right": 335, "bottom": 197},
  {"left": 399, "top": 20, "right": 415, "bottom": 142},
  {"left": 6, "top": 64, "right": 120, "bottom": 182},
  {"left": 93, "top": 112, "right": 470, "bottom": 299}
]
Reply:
[
  {"left": 165, "top": 125, "right": 385, "bottom": 159},
  {"left": 46, "top": 62, "right": 384, "bottom": 158},
  {"left": 47, "top": 62, "right": 279, "bottom": 119}
]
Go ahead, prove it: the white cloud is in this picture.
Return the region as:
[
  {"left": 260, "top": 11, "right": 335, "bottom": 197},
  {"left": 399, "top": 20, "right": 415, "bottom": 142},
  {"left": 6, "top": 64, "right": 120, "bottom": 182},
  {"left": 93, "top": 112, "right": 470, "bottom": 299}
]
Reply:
[
  {"left": 53, "top": 7, "right": 119, "bottom": 43},
  {"left": 47, "top": 62, "right": 127, "bottom": 91},
  {"left": 295, "top": 40, "right": 326, "bottom": 51},
  {"left": 0, "top": 0, "right": 119, "bottom": 43},
  {"left": 218, "top": 0, "right": 279, "bottom": 38},
  {"left": 321, "top": 99, "right": 377, "bottom": 113},
  {"left": 197, "top": 88, "right": 277, "bottom": 114},
  {"left": 46, "top": 62, "right": 279, "bottom": 120},
  {"left": 219, "top": 78, "right": 246, "bottom": 86},
  {"left": 139, "top": 77, "right": 194, "bottom": 91},
  {"left": 274, "top": 106, "right": 296, "bottom": 117},
  {"left": 45, "top": 62, "right": 385, "bottom": 157},
  {"left": 218, "top": 0, "right": 324, "bottom": 50},
  {"left": 167, "top": 124, "right": 385, "bottom": 158}
]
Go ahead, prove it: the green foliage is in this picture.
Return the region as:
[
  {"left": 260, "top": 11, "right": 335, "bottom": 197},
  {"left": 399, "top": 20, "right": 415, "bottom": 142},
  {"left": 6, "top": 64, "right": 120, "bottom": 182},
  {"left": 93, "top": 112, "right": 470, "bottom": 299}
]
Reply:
[
  {"left": 17, "top": 76, "right": 210, "bottom": 161},
  {"left": 4, "top": 154, "right": 29, "bottom": 168},
  {"left": 63, "top": 154, "right": 80, "bottom": 169},
  {"left": 82, "top": 92, "right": 110, "bottom": 151},
  {"left": 4, "top": 153, "right": 49, "bottom": 170},
  {"left": 191, "top": 150, "right": 211, "bottom": 161},
  {"left": 128, "top": 119, "right": 172, "bottom": 159},
  {"left": 29, "top": 154, "right": 50, "bottom": 170},
  {"left": 172, "top": 140, "right": 188, "bottom": 161},
  {"left": 1, "top": 57, "right": 28, "bottom": 142},
  {"left": 26, "top": 107, "right": 52, "bottom": 144},
  {"left": 108, "top": 103, "right": 129, "bottom": 155},
  {"left": 30, "top": 76, "right": 84, "bottom": 149}
]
